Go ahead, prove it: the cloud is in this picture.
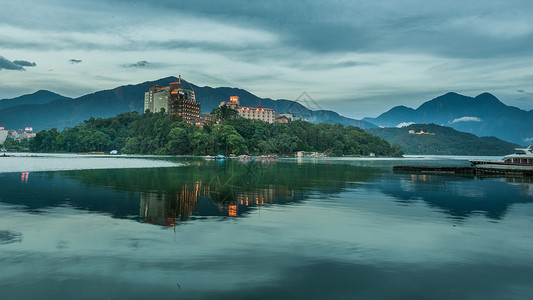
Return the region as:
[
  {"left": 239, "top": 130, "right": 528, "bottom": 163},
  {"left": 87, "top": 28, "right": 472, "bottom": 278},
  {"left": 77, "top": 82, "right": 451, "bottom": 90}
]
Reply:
[
  {"left": 524, "top": 137, "right": 533, "bottom": 143},
  {"left": 0, "top": 56, "right": 25, "bottom": 71},
  {"left": 451, "top": 116, "right": 482, "bottom": 124},
  {"left": 69, "top": 59, "right": 82, "bottom": 64},
  {"left": 396, "top": 122, "right": 415, "bottom": 128},
  {"left": 13, "top": 60, "right": 36, "bottom": 67},
  {"left": 121, "top": 61, "right": 150, "bottom": 68},
  {"left": 290, "top": 60, "right": 373, "bottom": 71}
]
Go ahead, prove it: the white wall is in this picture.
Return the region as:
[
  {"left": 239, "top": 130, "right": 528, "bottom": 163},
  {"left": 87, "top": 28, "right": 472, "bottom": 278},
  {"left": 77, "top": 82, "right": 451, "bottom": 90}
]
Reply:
[{"left": 0, "top": 130, "right": 8, "bottom": 145}]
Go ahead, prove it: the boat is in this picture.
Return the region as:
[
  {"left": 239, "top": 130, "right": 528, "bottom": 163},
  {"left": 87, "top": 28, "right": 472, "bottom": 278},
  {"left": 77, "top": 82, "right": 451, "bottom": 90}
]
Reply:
[{"left": 470, "top": 145, "right": 533, "bottom": 170}]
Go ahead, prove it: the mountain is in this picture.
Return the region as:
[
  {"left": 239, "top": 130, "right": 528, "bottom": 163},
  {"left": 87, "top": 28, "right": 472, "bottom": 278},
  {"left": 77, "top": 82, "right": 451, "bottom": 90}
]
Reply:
[
  {"left": 367, "top": 123, "right": 520, "bottom": 155},
  {"left": 0, "top": 90, "right": 71, "bottom": 110},
  {"left": 363, "top": 92, "right": 533, "bottom": 144},
  {"left": 0, "top": 76, "right": 376, "bottom": 131}
]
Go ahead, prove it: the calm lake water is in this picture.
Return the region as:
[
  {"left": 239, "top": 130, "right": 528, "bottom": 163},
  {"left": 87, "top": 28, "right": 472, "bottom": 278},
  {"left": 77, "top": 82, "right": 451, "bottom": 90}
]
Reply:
[{"left": 1, "top": 155, "right": 532, "bottom": 299}]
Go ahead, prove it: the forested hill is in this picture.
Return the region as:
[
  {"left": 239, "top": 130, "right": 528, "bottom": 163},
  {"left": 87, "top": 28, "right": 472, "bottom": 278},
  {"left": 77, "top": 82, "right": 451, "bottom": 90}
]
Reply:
[
  {"left": 29, "top": 112, "right": 402, "bottom": 157},
  {"left": 367, "top": 124, "right": 520, "bottom": 155}
]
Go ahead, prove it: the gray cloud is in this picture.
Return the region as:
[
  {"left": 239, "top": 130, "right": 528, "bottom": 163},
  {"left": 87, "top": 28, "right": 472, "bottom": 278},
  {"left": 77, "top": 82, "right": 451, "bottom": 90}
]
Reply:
[
  {"left": 4, "top": 1, "right": 533, "bottom": 60},
  {"left": 13, "top": 60, "right": 36, "bottom": 67},
  {"left": 135, "top": 0, "right": 533, "bottom": 59},
  {"left": 69, "top": 59, "right": 82, "bottom": 64},
  {"left": 290, "top": 60, "right": 373, "bottom": 71},
  {"left": 0, "top": 56, "right": 33, "bottom": 71},
  {"left": 1, "top": 0, "right": 533, "bottom": 115},
  {"left": 121, "top": 61, "right": 150, "bottom": 68}
]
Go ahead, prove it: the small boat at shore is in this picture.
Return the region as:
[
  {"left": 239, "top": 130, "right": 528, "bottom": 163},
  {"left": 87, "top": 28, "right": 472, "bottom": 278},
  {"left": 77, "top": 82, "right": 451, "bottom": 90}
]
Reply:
[{"left": 470, "top": 146, "right": 533, "bottom": 170}]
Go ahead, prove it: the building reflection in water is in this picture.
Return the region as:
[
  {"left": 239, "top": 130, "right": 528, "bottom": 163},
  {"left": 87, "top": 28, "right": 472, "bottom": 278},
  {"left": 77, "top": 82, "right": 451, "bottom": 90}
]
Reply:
[
  {"left": 216, "top": 185, "right": 293, "bottom": 217},
  {"left": 140, "top": 181, "right": 207, "bottom": 226},
  {"left": 140, "top": 180, "right": 295, "bottom": 225},
  {"left": 21, "top": 172, "right": 29, "bottom": 183}
]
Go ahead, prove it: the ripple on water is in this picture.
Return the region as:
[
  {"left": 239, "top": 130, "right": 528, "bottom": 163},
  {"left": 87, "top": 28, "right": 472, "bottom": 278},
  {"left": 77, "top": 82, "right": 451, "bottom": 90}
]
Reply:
[{"left": 0, "top": 230, "right": 23, "bottom": 245}]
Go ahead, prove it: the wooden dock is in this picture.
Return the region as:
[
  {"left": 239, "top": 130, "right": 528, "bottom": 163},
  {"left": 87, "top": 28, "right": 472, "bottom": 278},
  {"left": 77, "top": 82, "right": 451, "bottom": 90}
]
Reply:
[{"left": 393, "top": 166, "right": 533, "bottom": 177}]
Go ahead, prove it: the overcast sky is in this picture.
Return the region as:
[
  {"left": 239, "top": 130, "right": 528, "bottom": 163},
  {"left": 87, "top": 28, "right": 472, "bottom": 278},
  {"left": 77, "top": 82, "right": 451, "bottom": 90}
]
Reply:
[{"left": 1, "top": 0, "right": 532, "bottom": 119}]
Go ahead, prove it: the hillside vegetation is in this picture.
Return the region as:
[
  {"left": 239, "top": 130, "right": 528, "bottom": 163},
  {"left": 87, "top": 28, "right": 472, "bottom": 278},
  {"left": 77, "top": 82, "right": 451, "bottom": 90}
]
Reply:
[
  {"left": 367, "top": 124, "right": 520, "bottom": 155},
  {"left": 29, "top": 112, "right": 402, "bottom": 156}
]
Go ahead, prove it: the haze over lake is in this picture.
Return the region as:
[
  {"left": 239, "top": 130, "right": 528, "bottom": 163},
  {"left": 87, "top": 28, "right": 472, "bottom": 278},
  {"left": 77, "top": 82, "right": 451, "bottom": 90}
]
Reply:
[{"left": 1, "top": 155, "right": 532, "bottom": 299}]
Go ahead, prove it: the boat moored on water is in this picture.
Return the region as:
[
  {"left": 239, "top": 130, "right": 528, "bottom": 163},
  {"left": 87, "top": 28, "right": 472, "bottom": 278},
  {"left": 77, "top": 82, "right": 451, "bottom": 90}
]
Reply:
[{"left": 470, "top": 145, "right": 533, "bottom": 170}]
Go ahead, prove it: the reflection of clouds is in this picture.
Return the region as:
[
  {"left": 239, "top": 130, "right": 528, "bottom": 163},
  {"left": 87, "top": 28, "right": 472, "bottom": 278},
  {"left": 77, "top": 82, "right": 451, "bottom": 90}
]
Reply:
[
  {"left": 399, "top": 178, "right": 415, "bottom": 192},
  {"left": 505, "top": 177, "right": 533, "bottom": 198},
  {"left": 452, "top": 185, "right": 486, "bottom": 198},
  {"left": 0, "top": 154, "right": 182, "bottom": 173},
  {"left": 2, "top": 190, "right": 533, "bottom": 299}
]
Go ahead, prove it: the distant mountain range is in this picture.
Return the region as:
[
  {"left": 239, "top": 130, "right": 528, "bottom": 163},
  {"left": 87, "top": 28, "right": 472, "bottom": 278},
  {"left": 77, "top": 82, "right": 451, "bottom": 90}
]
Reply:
[
  {"left": 0, "top": 76, "right": 375, "bottom": 131},
  {"left": 363, "top": 92, "right": 533, "bottom": 145},
  {"left": 367, "top": 123, "right": 520, "bottom": 155},
  {"left": 0, "top": 90, "right": 71, "bottom": 110},
  {"left": 2, "top": 79, "right": 531, "bottom": 147}
]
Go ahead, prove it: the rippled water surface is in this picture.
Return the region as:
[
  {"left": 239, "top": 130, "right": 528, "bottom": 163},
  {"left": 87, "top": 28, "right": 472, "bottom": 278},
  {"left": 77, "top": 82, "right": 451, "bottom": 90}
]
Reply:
[{"left": 1, "top": 155, "right": 532, "bottom": 299}]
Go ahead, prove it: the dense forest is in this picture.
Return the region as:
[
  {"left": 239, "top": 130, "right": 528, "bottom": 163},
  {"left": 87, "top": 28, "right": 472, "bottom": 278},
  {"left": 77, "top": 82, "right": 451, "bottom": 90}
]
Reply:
[
  {"left": 28, "top": 111, "right": 402, "bottom": 156},
  {"left": 367, "top": 123, "right": 520, "bottom": 155}
]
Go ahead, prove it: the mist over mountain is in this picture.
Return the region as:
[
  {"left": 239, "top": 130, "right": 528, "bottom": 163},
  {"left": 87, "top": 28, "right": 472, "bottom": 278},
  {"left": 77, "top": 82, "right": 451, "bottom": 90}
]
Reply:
[
  {"left": 364, "top": 92, "right": 533, "bottom": 144},
  {"left": 0, "top": 76, "right": 375, "bottom": 131}
]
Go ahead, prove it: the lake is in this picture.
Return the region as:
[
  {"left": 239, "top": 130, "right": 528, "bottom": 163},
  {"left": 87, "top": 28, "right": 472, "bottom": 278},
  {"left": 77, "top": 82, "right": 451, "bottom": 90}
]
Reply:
[{"left": 1, "top": 154, "right": 532, "bottom": 299}]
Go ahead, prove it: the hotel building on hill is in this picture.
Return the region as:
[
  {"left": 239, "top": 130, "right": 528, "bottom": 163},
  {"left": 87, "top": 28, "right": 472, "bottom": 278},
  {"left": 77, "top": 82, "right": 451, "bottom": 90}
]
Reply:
[
  {"left": 218, "top": 96, "right": 275, "bottom": 123},
  {"left": 144, "top": 76, "right": 200, "bottom": 125}
]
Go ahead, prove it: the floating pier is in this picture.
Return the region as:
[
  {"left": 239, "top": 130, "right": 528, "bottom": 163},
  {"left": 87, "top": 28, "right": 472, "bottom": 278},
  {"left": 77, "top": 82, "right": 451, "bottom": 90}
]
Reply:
[{"left": 393, "top": 166, "right": 533, "bottom": 177}]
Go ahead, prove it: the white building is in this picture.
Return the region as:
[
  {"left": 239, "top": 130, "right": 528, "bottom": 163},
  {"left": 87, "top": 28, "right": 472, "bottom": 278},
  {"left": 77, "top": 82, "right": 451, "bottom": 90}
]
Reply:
[
  {"left": 219, "top": 96, "right": 275, "bottom": 123},
  {"left": 144, "top": 85, "right": 170, "bottom": 113},
  {"left": 0, "top": 130, "right": 7, "bottom": 145}
]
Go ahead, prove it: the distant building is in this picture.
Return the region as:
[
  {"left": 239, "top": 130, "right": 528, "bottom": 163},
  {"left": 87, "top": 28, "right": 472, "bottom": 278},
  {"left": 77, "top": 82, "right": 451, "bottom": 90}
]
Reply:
[
  {"left": 408, "top": 129, "right": 435, "bottom": 135},
  {"left": 0, "top": 130, "right": 7, "bottom": 145},
  {"left": 6, "top": 129, "right": 36, "bottom": 141},
  {"left": 218, "top": 96, "right": 275, "bottom": 123},
  {"left": 275, "top": 115, "right": 290, "bottom": 123},
  {"left": 144, "top": 85, "right": 170, "bottom": 113},
  {"left": 168, "top": 81, "right": 200, "bottom": 124},
  {"left": 144, "top": 76, "right": 201, "bottom": 125},
  {"left": 196, "top": 113, "right": 213, "bottom": 127}
]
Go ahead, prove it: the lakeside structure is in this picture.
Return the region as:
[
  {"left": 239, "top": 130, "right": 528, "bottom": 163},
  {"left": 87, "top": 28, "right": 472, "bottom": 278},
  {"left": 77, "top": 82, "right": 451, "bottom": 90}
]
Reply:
[
  {"left": 144, "top": 76, "right": 201, "bottom": 125},
  {"left": 0, "top": 128, "right": 35, "bottom": 145},
  {"left": 219, "top": 96, "right": 275, "bottom": 123}
]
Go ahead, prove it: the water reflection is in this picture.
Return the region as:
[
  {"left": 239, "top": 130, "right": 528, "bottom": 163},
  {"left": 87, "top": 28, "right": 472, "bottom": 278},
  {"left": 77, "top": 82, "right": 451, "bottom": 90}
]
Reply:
[
  {"left": 1, "top": 158, "right": 533, "bottom": 299},
  {"left": 0, "top": 230, "right": 22, "bottom": 245},
  {"left": 1, "top": 159, "right": 532, "bottom": 225},
  {"left": 378, "top": 173, "right": 533, "bottom": 220},
  {"left": 140, "top": 181, "right": 206, "bottom": 226}
]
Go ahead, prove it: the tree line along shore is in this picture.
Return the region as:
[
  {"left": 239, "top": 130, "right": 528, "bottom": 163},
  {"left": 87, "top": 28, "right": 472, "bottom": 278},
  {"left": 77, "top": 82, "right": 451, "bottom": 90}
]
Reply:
[{"left": 26, "top": 110, "right": 402, "bottom": 157}]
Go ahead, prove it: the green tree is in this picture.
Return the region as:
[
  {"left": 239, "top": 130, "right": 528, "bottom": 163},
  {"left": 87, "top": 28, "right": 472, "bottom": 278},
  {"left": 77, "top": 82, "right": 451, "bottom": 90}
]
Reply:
[
  {"left": 166, "top": 127, "right": 189, "bottom": 155},
  {"left": 215, "top": 105, "right": 239, "bottom": 123}
]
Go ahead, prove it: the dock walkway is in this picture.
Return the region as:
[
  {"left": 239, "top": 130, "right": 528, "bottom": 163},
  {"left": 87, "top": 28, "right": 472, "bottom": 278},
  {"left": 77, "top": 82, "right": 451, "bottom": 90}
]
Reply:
[{"left": 393, "top": 166, "right": 533, "bottom": 177}]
